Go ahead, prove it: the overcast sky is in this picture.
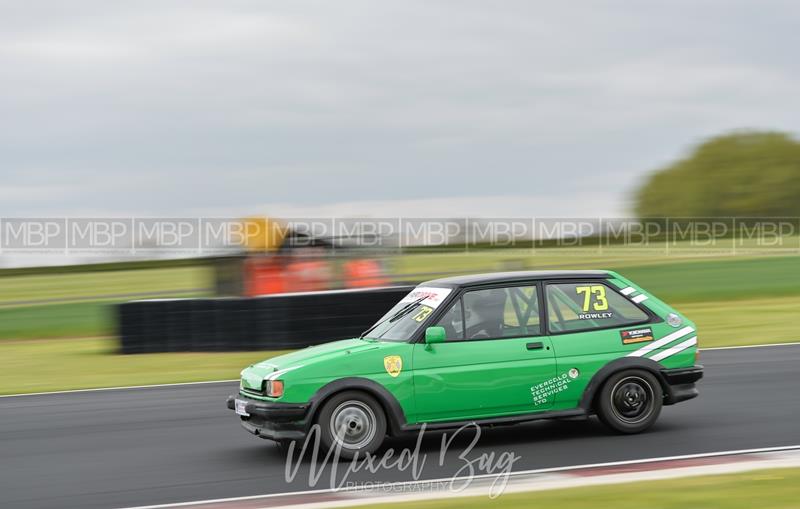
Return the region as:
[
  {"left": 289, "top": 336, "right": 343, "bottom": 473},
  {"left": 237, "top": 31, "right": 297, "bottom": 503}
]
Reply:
[{"left": 1, "top": 0, "right": 799, "bottom": 218}]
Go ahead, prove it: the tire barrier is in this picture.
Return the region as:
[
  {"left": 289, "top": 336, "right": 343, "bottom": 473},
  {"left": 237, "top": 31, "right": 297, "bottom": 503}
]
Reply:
[{"left": 117, "top": 286, "right": 413, "bottom": 354}]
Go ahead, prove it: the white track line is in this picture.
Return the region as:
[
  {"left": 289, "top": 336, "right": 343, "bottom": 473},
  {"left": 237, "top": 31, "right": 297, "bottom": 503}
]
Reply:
[
  {"left": 701, "top": 341, "right": 800, "bottom": 351},
  {"left": 3, "top": 341, "right": 800, "bottom": 398},
  {"left": 0, "top": 379, "right": 238, "bottom": 398},
  {"left": 115, "top": 445, "right": 800, "bottom": 509}
]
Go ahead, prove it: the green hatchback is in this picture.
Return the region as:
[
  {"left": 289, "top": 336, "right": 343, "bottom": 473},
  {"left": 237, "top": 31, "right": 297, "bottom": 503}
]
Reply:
[{"left": 227, "top": 270, "right": 703, "bottom": 458}]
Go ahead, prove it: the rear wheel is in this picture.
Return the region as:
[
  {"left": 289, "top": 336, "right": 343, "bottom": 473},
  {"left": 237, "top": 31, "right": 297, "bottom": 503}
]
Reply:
[
  {"left": 317, "top": 391, "right": 387, "bottom": 460},
  {"left": 596, "top": 369, "right": 662, "bottom": 433}
]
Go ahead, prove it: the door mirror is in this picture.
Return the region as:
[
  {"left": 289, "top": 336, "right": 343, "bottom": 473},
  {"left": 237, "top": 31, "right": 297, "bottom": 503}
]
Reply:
[{"left": 425, "top": 326, "right": 446, "bottom": 344}]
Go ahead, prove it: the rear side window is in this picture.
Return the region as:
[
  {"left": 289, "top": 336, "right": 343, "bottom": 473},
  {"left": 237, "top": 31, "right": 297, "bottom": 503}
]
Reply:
[{"left": 546, "top": 282, "right": 648, "bottom": 333}]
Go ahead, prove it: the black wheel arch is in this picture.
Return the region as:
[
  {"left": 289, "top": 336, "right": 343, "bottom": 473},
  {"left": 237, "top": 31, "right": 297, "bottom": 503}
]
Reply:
[
  {"left": 579, "top": 357, "right": 670, "bottom": 411},
  {"left": 305, "top": 377, "right": 407, "bottom": 436}
]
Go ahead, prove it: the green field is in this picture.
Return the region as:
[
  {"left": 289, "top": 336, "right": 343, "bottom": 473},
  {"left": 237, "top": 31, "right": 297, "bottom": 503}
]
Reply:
[
  {"left": 0, "top": 264, "right": 211, "bottom": 339},
  {"left": 0, "top": 301, "right": 113, "bottom": 340},
  {"left": 358, "top": 468, "right": 800, "bottom": 509},
  {"left": 0, "top": 265, "right": 210, "bottom": 305},
  {"left": 0, "top": 294, "right": 205, "bottom": 340},
  {"left": 2, "top": 253, "right": 797, "bottom": 341},
  {"left": 391, "top": 236, "right": 800, "bottom": 277},
  {"left": 612, "top": 256, "right": 800, "bottom": 302}
]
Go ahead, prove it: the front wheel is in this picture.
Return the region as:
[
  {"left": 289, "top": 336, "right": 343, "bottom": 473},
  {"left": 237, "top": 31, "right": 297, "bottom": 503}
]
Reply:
[
  {"left": 596, "top": 369, "right": 663, "bottom": 433},
  {"left": 317, "top": 391, "right": 387, "bottom": 460}
]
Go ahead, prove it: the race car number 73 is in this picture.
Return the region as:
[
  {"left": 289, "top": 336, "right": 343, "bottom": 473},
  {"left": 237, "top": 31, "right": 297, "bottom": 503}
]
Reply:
[{"left": 576, "top": 285, "right": 608, "bottom": 311}]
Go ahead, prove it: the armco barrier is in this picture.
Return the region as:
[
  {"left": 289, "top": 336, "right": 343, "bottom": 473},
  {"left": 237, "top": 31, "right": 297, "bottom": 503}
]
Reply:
[{"left": 117, "top": 286, "right": 413, "bottom": 353}]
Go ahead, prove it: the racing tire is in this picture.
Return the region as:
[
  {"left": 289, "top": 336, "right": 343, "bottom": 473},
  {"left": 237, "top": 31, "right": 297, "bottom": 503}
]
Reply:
[
  {"left": 316, "top": 390, "right": 387, "bottom": 460},
  {"left": 596, "top": 369, "right": 662, "bottom": 434}
]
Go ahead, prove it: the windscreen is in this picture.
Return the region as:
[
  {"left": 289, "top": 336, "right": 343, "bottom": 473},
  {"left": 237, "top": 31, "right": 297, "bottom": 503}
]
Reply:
[{"left": 364, "top": 287, "right": 452, "bottom": 341}]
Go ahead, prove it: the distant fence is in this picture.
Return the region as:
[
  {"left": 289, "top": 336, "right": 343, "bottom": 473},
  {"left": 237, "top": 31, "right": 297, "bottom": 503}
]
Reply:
[{"left": 117, "top": 286, "right": 413, "bottom": 353}]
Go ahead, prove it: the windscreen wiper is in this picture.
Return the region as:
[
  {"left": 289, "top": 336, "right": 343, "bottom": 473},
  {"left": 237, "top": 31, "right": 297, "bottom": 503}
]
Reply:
[
  {"left": 387, "top": 298, "right": 427, "bottom": 323},
  {"left": 359, "top": 297, "right": 426, "bottom": 339}
]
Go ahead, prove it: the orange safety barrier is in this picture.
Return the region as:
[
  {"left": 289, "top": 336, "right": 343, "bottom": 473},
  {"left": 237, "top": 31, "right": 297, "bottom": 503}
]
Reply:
[{"left": 343, "top": 258, "right": 389, "bottom": 288}]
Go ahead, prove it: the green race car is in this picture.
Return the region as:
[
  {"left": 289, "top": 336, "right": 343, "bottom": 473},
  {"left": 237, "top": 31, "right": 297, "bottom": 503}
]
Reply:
[{"left": 226, "top": 270, "right": 703, "bottom": 458}]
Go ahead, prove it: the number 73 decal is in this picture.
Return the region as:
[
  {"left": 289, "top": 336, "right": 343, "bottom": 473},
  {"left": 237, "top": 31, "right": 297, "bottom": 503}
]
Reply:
[
  {"left": 576, "top": 285, "right": 609, "bottom": 312},
  {"left": 412, "top": 306, "right": 433, "bottom": 322}
]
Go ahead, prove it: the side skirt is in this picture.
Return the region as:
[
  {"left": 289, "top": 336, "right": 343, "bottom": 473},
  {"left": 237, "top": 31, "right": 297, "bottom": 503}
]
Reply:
[{"left": 399, "top": 408, "right": 587, "bottom": 433}]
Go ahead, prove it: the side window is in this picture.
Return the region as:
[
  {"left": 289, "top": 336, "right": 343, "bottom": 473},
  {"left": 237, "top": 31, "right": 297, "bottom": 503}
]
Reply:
[
  {"left": 546, "top": 282, "right": 648, "bottom": 332},
  {"left": 503, "top": 286, "right": 541, "bottom": 334},
  {"left": 459, "top": 285, "right": 541, "bottom": 340},
  {"left": 433, "top": 298, "right": 464, "bottom": 341}
]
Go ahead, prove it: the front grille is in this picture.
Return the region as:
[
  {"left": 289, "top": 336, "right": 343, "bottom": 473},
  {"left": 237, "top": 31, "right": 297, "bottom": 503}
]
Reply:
[
  {"left": 242, "top": 386, "right": 264, "bottom": 396},
  {"left": 241, "top": 378, "right": 266, "bottom": 396}
]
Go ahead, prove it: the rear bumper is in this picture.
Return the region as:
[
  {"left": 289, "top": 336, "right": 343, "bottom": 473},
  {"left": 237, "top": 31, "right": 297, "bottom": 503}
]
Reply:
[
  {"left": 661, "top": 365, "right": 703, "bottom": 405},
  {"left": 226, "top": 395, "right": 309, "bottom": 441}
]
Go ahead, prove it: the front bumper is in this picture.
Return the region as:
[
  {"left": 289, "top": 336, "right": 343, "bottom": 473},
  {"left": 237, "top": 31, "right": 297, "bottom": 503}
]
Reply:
[
  {"left": 226, "top": 394, "right": 309, "bottom": 441},
  {"left": 660, "top": 365, "right": 703, "bottom": 405}
]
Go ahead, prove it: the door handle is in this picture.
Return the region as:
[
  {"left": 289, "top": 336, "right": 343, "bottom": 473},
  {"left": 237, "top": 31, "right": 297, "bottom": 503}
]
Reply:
[{"left": 526, "top": 342, "right": 544, "bottom": 350}]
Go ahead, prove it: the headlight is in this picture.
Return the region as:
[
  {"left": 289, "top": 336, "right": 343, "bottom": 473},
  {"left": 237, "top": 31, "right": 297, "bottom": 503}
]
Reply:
[{"left": 264, "top": 380, "right": 284, "bottom": 398}]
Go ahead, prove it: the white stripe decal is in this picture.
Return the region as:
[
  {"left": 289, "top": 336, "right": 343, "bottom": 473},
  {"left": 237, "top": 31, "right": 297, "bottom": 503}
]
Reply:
[
  {"left": 627, "top": 326, "right": 694, "bottom": 358},
  {"left": 650, "top": 337, "right": 698, "bottom": 362},
  {"left": 631, "top": 294, "right": 648, "bottom": 303},
  {"left": 266, "top": 365, "right": 303, "bottom": 381},
  {"left": 620, "top": 287, "right": 636, "bottom": 296}
]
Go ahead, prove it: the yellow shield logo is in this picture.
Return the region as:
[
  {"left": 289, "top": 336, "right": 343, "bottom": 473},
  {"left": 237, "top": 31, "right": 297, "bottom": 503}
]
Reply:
[{"left": 384, "top": 356, "right": 403, "bottom": 378}]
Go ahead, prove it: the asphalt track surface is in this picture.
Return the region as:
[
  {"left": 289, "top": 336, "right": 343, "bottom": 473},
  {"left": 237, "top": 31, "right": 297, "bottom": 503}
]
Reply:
[{"left": 2, "top": 345, "right": 799, "bottom": 509}]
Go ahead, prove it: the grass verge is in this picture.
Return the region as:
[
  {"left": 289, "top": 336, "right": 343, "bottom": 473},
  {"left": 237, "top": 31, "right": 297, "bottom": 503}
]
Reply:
[
  {"left": 1, "top": 292, "right": 797, "bottom": 395},
  {"left": 2, "top": 293, "right": 796, "bottom": 347},
  {"left": 358, "top": 468, "right": 800, "bottom": 509},
  {"left": 0, "top": 252, "right": 796, "bottom": 394},
  {"left": 678, "top": 295, "right": 800, "bottom": 347},
  {"left": 0, "top": 337, "right": 288, "bottom": 395}
]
